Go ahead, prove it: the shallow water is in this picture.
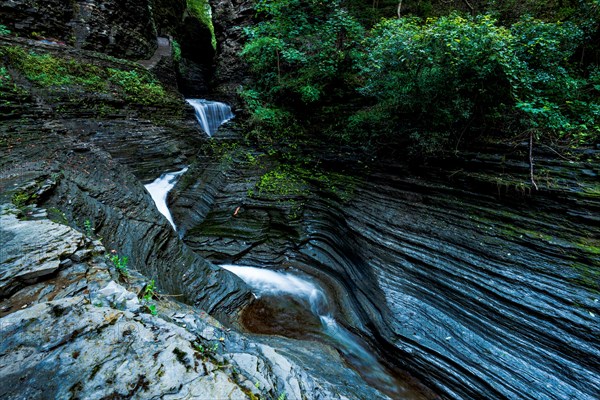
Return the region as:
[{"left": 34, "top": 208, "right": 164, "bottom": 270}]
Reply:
[{"left": 221, "top": 264, "right": 432, "bottom": 399}]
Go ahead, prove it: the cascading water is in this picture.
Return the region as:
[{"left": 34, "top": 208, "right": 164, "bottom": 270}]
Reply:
[
  {"left": 220, "top": 265, "right": 424, "bottom": 399},
  {"left": 186, "top": 99, "right": 234, "bottom": 136},
  {"left": 144, "top": 167, "right": 188, "bottom": 230}
]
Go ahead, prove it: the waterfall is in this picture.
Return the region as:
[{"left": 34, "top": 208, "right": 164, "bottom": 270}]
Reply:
[
  {"left": 186, "top": 99, "right": 234, "bottom": 136},
  {"left": 144, "top": 167, "right": 188, "bottom": 230},
  {"left": 220, "top": 265, "right": 330, "bottom": 315},
  {"left": 220, "top": 264, "right": 404, "bottom": 397}
]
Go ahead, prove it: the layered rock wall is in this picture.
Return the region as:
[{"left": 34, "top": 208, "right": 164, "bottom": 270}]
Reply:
[
  {"left": 0, "top": 0, "right": 157, "bottom": 58},
  {"left": 172, "top": 138, "right": 600, "bottom": 399}
]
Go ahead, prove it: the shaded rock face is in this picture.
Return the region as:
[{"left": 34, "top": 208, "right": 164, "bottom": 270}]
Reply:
[
  {"left": 150, "top": 0, "right": 216, "bottom": 96},
  {"left": 177, "top": 56, "right": 212, "bottom": 97},
  {"left": 0, "top": 0, "right": 156, "bottom": 58},
  {"left": 0, "top": 206, "right": 390, "bottom": 400},
  {"left": 210, "top": 0, "right": 254, "bottom": 105},
  {"left": 171, "top": 138, "right": 600, "bottom": 399}
]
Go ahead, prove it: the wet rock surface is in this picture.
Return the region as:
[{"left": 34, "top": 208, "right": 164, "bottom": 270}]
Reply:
[
  {"left": 172, "top": 135, "right": 600, "bottom": 399},
  {"left": 0, "top": 37, "right": 399, "bottom": 400},
  {"left": 2, "top": 8, "right": 599, "bottom": 399},
  {"left": 0, "top": 205, "right": 387, "bottom": 400}
]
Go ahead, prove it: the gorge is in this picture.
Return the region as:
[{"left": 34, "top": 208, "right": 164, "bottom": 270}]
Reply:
[{"left": 1, "top": 1, "right": 599, "bottom": 400}]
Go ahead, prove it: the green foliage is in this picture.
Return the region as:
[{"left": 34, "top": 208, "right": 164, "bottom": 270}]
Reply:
[
  {"left": 0, "top": 45, "right": 175, "bottom": 106},
  {"left": 172, "top": 39, "right": 182, "bottom": 62},
  {"left": 186, "top": 0, "right": 216, "bottom": 49},
  {"left": 0, "top": 66, "right": 9, "bottom": 84},
  {"left": 109, "top": 253, "right": 129, "bottom": 277},
  {"left": 107, "top": 68, "right": 167, "bottom": 104},
  {"left": 84, "top": 219, "right": 94, "bottom": 237},
  {"left": 141, "top": 279, "right": 158, "bottom": 315},
  {"left": 2, "top": 46, "right": 106, "bottom": 90},
  {"left": 510, "top": 17, "right": 600, "bottom": 140},
  {"left": 193, "top": 341, "right": 219, "bottom": 358},
  {"left": 0, "top": 24, "right": 10, "bottom": 36},
  {"left": 12, "top": 191, "right": 36, "bottom": 208},
  {"left": 356, "top": 13, "right": 600, "bottom": 148},
  {"left": 253, "top": 163, "right": 356, "bottom": 203},
  {"left": 239, "top": 0, "right": 600, "bottom": 155},
  {"left": 242, "top": 0, "right": 364, "bottom": 105},
  {"left": 257, "top": 167, "right": 310, "bottom": 198}
]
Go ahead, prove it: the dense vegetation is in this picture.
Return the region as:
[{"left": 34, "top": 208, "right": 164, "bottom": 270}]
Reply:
[{"left": 240, "top": 0, "right": 600, "bottom": 156}]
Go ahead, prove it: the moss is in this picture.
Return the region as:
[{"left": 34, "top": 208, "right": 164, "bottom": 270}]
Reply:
[
  {"left": 252, "top": 163, "right": 357, "bottom": 203},
  {"left": 0, "top": 45, "right": 179, "bottom": 107},
  {"left": 581, "top": 185, "right": 600, "bottom": 198},
  {"left": 257, "top": 168, "right": 310, "bottom": 198},
  {"left": 47, "top": 207, "right": 69, "bottom": 225},
  {"left": 0, "top": 24, "right": 11, "bottom": 36},
  {"left": 11, "top": 189, "right": 38, "bottom": 208},
  {"left": 107, "top": 68, "right": 168, "bottom": 105},
  {"left": 570, "top": 262, "right": 600, "bottom": 294},
  {"left": 202, "top": 140, "right": 240, "bottom": 163},
  {"left": 575, "top": 238, "right": 600, "bottom": 256},
  {"left": 2, "top": 46, "right": 106, "bottom": 90},
  {"left": 186, "top": 0, "right": 216, "bottom": 50}
]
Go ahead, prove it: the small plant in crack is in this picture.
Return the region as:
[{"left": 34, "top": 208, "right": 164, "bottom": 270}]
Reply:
[
  {"left": 193, "top": 341, "right": 219, "bottom": 357},
  {"left": 141, "top": 279, "right": 158, "bottom": 315},
  {"left": 84, "top": 219, "right": 94, "bottom": 237},
  {"left": 108, "top": 250, "right": 129, "bottom": 277}
]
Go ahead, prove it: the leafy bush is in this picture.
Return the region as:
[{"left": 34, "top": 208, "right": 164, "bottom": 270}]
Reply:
[
  {"left": 242, "top": 0, "right": 364, "bottom": 105},
  {"left": 357, "top": 15, "right": 515, "bottom": 147},
  {"left": 109, "top": 253, "right": 129, "bottom": 277},
  {"left": 0, "top": 24, "right": 10, "bottom": 36},
  {"left": 356, "top": 13, "right": 600, "bottom": 147}
]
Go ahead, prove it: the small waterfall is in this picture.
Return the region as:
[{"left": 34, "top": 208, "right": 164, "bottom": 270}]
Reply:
[
  {"left": 220, "top": 264, "right": 406, "bottom": 398},
  {"left": 186, "top": 99, "right": 234, "bottom": 136},
  {"left": 144, "top": 167, "right": 188, "bottom": 230},
  {"left": 221, "top": 265, "right": 330, "bottom": 315}
]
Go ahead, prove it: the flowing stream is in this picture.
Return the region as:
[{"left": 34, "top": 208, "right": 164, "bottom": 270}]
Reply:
[
  {"left": 144, "top": 167, "right": 188, "bottom": 229},
  {"left": 221, "top": 264, "right": 426, "bottom": 399},
  {"left": 186, "top": 99, "right": 234, "bottom": 136}
]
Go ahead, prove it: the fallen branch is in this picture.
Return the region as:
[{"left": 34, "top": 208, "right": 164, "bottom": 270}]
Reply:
[{"left": 529, "top": 130, "right": 539, "bottom": 191}]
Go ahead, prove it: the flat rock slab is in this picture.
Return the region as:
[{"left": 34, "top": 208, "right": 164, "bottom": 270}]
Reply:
[
  {"left": 0, "top": 297, "right": 248, "bottom": 400},
  {"left": 0, "top": 205, "right": 85, "bottom": 298}
]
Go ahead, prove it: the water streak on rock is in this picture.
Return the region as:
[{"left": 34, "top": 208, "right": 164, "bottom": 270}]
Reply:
[
  {"left": 145, "top": 167, "right": 188, "bottom": 229},
  {"left": 186, "top": 99, "right": 234, "bottom": 136}
]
